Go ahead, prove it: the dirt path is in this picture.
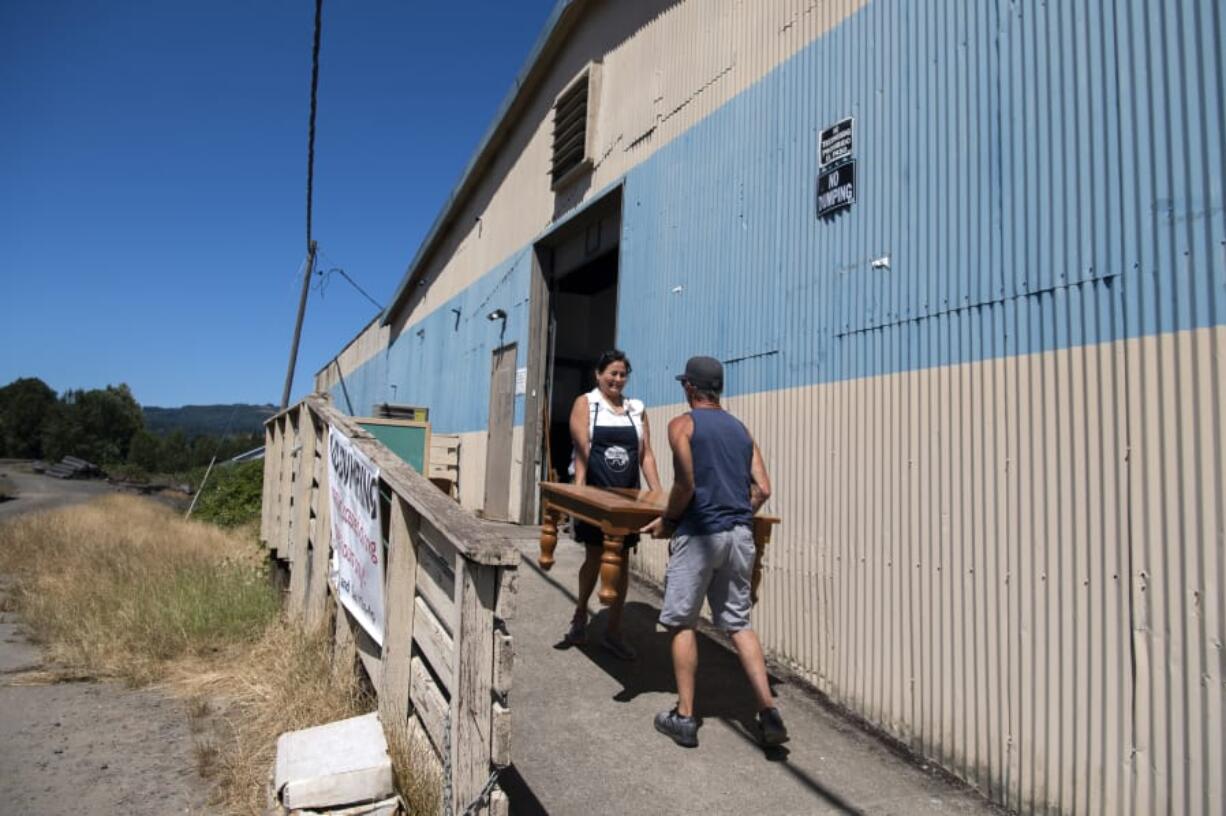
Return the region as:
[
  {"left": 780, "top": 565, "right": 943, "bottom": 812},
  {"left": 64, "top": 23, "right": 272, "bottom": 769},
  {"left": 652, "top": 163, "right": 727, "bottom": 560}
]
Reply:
[{"left": 0, "top": 465, "right": 212, "bottom": 815}]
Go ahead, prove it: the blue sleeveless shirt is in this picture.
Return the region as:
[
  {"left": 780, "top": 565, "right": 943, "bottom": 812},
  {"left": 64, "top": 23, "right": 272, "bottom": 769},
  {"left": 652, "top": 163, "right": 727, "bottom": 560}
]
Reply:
[{"left": 676, "top": 408, "right": 754, "bottom": 535}]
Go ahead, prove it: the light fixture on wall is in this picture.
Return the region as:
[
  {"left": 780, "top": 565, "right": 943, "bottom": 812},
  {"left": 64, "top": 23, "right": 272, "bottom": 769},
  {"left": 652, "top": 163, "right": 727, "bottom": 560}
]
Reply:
[{"left": 487, "top": 308, "right": 507, "bottom": 343}]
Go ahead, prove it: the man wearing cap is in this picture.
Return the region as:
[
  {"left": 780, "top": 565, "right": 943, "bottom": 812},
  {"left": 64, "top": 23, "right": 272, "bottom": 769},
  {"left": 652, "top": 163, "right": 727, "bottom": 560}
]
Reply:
[{"left": 642, "top": 356, "right": 788, "bottom": 749}]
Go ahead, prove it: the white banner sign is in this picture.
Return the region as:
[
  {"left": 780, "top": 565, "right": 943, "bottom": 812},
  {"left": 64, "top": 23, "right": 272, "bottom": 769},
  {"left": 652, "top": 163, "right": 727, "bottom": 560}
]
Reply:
[{"left": 327, "top": 425, "right": 385, "bottom": 645}]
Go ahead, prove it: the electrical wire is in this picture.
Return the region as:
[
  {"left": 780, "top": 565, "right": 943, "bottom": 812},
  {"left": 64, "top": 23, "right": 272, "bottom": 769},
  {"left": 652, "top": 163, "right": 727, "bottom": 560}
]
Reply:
[
  {"left": 305, "top": 0, "right": 323, "bottom": 252},
  {"left": 313, "top": 247, "right": 385, "bottom": 312}
]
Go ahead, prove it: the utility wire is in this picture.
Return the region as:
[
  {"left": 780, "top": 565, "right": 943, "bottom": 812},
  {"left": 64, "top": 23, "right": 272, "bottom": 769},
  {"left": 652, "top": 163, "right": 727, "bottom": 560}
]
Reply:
[
  {"left": 318, "top": 266, "right": 385, "bottom": 312},
  {"left": 281, "top": 0, "right": 323, "bottom": 410},
  {"left": 314, "top": 247, "right": 384, "bottom": 311},
  {"left": 305, "top": 0, "right": 323, "bottom": 251}
]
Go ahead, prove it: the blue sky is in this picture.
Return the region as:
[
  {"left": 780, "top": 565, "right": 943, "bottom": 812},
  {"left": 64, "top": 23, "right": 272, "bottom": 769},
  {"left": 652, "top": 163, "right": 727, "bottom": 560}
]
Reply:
[{"left": 0, "top": 0, "right": 555, "bottom": 407}]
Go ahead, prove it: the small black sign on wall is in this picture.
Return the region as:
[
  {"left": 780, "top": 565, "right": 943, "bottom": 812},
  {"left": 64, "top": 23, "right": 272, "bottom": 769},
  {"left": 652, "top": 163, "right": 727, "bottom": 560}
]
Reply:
[
  {"left": 817, "top": 160, "right": 856, "bottom": 218},
  {"left": 819, "top": 118, "right": 854, "bottom": 167}
]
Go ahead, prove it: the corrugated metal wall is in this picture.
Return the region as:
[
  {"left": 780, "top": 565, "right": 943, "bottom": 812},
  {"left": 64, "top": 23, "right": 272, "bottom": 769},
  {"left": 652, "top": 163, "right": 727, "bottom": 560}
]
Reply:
[
  {"left": 621, "top": 1, "right": 1225, "bottom": 814},
  {"left": 315, "top": 1, "right": 1223, "bottom": 812}
]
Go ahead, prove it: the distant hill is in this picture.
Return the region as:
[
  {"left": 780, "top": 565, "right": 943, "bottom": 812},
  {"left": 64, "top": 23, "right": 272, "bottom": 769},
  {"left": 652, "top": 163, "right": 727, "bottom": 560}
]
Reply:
[{"left": 143, "top": 404, "right": 276, "bottom": 437}]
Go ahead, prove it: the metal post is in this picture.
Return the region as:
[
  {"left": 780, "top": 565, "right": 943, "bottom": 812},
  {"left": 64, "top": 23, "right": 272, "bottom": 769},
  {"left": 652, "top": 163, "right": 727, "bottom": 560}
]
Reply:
[{"left": 281, "top": 240, "right": 317, "bottom": 409}]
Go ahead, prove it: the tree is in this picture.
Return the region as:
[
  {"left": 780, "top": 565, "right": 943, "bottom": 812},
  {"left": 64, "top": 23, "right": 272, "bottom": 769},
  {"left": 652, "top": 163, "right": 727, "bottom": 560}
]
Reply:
[
  {"left": 127, "top": 430, "right": 161, "bottom": 472},
  {"left": 41, "top": 383, "right": 145, "bottom": 464},
  {"left": 0, "top": 377, "right": 58, "bottom": 458},
  {"left": 158, "top": 430, "right": 190, "bottom": 473}
]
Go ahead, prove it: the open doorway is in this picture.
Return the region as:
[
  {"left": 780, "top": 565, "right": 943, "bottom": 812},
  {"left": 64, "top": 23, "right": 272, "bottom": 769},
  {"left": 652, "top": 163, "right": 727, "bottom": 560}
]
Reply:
[
  {"left": 520, "top": 189, "right": 623, "bottom": 521},
  {"left": 545, "top": 250, "right": 619, "bottom": 482}
]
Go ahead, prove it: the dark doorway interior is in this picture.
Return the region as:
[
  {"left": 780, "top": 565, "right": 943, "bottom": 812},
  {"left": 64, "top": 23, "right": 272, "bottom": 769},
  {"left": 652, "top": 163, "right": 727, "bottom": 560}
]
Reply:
[{"left": 546, "top": 249, "right": 618, "bottom": 482}]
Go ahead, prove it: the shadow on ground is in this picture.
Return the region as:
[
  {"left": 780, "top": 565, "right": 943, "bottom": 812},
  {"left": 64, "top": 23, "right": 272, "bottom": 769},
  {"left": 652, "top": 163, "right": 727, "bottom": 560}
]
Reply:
[{"left": 521, "top": 555, "right": 871, "bottom": 815}]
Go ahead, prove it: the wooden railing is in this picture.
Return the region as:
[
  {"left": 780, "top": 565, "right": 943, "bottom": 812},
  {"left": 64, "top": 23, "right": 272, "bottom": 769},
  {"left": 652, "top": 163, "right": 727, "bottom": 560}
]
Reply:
[{"left": 261, "top": 395, "right": 519, "bottom": 815}]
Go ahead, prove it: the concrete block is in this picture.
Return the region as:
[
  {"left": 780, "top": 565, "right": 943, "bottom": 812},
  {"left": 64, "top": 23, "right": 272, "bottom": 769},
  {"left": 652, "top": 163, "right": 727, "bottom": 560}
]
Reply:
[
  {"left": 274, "top": 712, "right": 394, "bottom": 811},
  {"left": 290, "top": 794, "right": 404, "bottom": 815}
]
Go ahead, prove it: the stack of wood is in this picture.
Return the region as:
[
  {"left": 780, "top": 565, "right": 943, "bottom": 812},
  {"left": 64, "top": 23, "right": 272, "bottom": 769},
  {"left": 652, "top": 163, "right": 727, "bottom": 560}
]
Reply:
[
  {"left": 45, "top": 456, "right": 102, "bottom": 480},
  {"left": 428, "top": 434, "right": 460, "bottom": 500}
]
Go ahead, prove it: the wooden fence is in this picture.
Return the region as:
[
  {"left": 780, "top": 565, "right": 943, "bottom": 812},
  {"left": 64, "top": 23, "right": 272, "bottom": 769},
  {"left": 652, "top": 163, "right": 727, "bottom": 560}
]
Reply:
[{"left": 261, "top": 395, "right": 519, "bottom": 815}]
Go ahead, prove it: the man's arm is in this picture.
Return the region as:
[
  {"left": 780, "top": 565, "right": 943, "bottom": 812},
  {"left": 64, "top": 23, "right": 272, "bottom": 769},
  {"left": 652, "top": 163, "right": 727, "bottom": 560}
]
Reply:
[
  {"left": 749, "top": 439, "right": 772, "bottom": 513},
  {"left": 642, "top": 414, "right": 694, "bottom": 537}
]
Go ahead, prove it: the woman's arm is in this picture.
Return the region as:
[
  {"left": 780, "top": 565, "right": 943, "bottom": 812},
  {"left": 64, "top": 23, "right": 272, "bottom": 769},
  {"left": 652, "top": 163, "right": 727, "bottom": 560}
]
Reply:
[
  {"left": 568, "top": 395, "right": 591, "bottom": 486},
  {"left": 639, "top": 410, "right": 663, "bottom": 492}
]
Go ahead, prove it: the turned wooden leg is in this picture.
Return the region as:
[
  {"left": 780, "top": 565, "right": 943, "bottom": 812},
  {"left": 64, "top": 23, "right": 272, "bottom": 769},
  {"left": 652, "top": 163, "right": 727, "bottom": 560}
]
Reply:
[
  {"left": 597, "top": 533, "right": 625, "bottom": 606},
  {"left": 538, "top": 507, "right": 559, "bottom": 571},
  {"left": 750, "top": 520, "right": 771, "bottom": 605}
]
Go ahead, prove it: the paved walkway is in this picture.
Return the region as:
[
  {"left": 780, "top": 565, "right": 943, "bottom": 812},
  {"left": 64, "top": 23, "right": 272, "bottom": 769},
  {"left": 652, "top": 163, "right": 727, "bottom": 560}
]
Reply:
[{"left": 497, "top": 523, "right": 1001, "bottom": 816}]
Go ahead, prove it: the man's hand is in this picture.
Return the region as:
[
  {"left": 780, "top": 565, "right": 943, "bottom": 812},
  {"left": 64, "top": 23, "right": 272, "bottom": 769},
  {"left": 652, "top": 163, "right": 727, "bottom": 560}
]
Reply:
[{"left": 641, "top": 516, "right": 676, "bottom": 539}]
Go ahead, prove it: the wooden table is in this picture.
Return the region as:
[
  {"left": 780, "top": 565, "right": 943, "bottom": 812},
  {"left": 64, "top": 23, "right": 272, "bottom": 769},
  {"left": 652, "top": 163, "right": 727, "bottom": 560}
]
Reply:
[{"left": 536, "top": 482, "right": 779, "bottom": 607}]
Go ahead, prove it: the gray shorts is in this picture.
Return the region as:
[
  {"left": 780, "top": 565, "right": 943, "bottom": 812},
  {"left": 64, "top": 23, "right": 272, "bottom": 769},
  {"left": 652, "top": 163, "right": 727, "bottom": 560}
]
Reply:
[{"left": 659, "top": 525, "right": 755, "bottom": 632}]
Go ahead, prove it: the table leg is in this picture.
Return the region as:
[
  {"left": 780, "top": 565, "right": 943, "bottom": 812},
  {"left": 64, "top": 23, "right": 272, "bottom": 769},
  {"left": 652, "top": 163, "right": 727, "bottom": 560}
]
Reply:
[
  {"left": 750, "top": 520, "right": 772, "bottom": 605},
  {"left": 538, "top": 506, "right": 559, "bottom": 571},
  {"left": 597, "top": 533, "right": 625, "bottom": 606}
]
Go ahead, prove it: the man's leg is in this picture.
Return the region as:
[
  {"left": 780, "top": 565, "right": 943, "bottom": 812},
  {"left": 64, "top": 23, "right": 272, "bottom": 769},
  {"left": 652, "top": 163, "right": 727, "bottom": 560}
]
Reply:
[
  {"left": 655, "top": 534, "right": 706, "bottom": 746},
  {"left": 728, "top": 627, "right": 774, "bottom": 711},
  {"left": 671, "top": 626, "right": 699, "bottom": 717}
]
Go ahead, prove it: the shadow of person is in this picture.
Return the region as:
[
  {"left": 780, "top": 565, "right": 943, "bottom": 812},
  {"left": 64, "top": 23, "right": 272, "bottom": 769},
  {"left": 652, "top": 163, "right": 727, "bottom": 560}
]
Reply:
[{"left": 569, "top": 601, "right": 789, "bottom": 746}]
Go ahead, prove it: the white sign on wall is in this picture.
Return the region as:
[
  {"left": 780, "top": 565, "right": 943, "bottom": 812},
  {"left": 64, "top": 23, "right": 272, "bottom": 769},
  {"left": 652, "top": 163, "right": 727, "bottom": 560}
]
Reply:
[{"left": 327, "top": 425, "right": 385, "bottom": 645}]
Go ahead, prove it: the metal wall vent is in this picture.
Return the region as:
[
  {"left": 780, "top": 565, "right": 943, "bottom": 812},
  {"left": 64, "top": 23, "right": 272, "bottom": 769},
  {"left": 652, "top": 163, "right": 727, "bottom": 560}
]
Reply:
[{"left": 551, "top": 63, "right": 600, "bottom": 190}]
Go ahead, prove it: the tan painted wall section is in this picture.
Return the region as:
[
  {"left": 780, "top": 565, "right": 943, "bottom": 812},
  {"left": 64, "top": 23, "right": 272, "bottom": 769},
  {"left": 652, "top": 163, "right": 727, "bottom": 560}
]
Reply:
[{"left": 628, "top": 326, "right": 1224, "bottom": 815}]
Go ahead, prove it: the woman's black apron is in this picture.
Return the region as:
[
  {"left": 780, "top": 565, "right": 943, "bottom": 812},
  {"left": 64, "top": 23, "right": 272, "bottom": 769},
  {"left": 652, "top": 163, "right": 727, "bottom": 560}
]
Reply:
[{"left": 575, "top": 401, "right": 641, "bottom": 547}]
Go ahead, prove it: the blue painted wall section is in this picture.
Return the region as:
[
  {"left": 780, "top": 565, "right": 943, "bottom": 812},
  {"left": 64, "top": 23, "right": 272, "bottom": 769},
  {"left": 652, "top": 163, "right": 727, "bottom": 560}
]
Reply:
[
  {"left": 618, "top": 0, "right": 1224, "bottom": 408},
  {"left": 331, "top": 248, "right": 532, "bottom": 433},
  {"left": 334, "top": 0, "right": 1223, "bottom": 432}
]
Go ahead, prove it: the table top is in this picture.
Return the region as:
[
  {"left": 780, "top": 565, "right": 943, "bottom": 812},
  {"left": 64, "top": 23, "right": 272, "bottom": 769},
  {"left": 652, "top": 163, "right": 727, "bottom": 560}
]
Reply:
[{"left": 539, "top": 482, "right": 778, "bottom": 537}]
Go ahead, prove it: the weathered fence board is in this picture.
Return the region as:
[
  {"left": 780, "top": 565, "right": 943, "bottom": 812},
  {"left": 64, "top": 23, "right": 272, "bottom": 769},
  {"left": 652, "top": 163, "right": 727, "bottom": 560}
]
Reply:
[
  {"left": 450, "top": 560, "right": 497, "bottom": 814},
  {"left": 414, "top": 596, "right": 455, "bottom": 693},
  {"left": 410, "top": 655, "right": 449, "bottom": 753},
  {"left": 416, "top": 544, "right": 457, "bottom": 632},
  {"left": 305, "top": 420, "right": 332, "bottom": 630},
  {"left": 379, "top": 495, "right": 418, "bottom": 731},
  {"left": 287, "top": 405, "right": 317, "bottom": 617},
  {"left": 493, "top": 631, "right": 513, "bottom": 699}
]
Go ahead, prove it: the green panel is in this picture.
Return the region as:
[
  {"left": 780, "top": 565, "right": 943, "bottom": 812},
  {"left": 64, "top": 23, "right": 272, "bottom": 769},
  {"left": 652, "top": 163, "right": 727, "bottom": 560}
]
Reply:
[{"left": 357, "top": 422, "right": 427, "bottom": 474}]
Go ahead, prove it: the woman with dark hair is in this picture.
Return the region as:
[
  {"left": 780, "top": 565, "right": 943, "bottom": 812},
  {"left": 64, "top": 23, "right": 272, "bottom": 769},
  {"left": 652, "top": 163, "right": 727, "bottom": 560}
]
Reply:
[{"left": 564, "top": 349, "right": 662, "bottom": 659}]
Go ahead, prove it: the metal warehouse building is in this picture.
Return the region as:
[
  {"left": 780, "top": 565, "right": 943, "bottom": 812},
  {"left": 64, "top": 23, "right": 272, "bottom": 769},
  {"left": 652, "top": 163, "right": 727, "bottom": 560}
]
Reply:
[{"left": 315, "top": 2, "right": 1224, "bottom": 813}]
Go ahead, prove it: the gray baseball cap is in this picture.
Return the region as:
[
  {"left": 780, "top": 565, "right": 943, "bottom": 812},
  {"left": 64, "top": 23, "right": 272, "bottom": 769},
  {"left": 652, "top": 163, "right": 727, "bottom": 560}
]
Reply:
[{"left": 675, "top": 356, "right": 724, "bottom": 391}]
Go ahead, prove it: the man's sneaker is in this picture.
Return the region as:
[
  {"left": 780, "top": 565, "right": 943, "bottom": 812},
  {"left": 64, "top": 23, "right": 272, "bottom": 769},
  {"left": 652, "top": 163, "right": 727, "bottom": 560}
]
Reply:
[
  {"left": 654, "top": 707, "right": 699, "bottom": 748},
  {"left": 600, "top": 633, "right": 637, "bottom": 661},
  {"left": 757, "top": 707, "right": 789, "bottom": 746},
  {"left": 562, "top": 617, "right": 587, "bottom": 646}
]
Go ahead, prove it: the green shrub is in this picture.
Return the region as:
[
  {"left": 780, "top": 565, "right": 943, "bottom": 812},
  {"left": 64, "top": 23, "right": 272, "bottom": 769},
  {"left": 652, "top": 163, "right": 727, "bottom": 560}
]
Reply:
[{"left": 192, "top": 460, "right": 264, "bottom": 528}]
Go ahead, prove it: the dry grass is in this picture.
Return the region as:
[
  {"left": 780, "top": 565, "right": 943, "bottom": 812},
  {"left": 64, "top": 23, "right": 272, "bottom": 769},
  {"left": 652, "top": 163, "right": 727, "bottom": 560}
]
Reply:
[
  {"left": 0, "top": 494, "right": 277, "bottom": 684},
  {"left": 178, "top": 623, "right": 375, "bottom": 814},
  {"left": 385, "top": 716, "right": 444, "bottom": 816},
  {"left": 0, "top": 493, "right": 443, "bottom": 814}
]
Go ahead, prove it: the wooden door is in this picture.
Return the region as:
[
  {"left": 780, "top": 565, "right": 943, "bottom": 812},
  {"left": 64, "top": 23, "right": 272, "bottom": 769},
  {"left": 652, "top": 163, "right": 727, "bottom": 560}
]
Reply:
[{"left": 483, "top": 343, "right": 517, "bottom": 520}]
